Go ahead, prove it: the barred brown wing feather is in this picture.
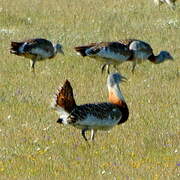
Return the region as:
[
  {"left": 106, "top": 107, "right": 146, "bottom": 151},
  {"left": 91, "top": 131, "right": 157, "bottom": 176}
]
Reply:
[{"left": 56, "top": 80, "right": 76, "bottom": 113}]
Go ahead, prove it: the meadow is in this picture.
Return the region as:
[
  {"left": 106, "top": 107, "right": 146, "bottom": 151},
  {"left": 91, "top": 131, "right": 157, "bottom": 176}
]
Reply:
[{"left": 0, "top": 0, "right": 180, "bottom": 179}]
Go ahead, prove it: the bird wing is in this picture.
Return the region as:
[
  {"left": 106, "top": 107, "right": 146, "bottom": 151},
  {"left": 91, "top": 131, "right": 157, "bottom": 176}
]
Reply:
[
  {"left": 74, "top": 43, "right": 97, "bottom": 56},
  {"left": 52, "top": 80, "right": 76, "bottom": 114},
  {"left": 22, "top": 38, "right": 54, "bottom": 58},
  {"left": 87, "top": 42, "right": 131, "bottom": 55},
  {"left": 83, "top": 41, "right": 133, "bottom": 62}
]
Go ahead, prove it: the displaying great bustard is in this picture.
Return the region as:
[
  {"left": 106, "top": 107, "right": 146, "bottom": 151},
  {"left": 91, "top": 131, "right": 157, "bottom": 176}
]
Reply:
[
  {"left": 74, "top": 39, "right": 173, "bottom": 73},
  {"left": 154, "top": 0, "right": 177, "bottom": 10},
  {"left": 52, "top": 73, "right": 129, "bottom": 141},
  {"left": 10, "top": 38, "right": 64, "bottom": 72}
]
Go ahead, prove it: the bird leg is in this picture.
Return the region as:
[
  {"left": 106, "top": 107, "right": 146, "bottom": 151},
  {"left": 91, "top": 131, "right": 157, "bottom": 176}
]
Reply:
[
  {"left": 101, "top": 64, "right": 111, "bottom": 74},
  {"left": 81, "top": 128, "right": 88, "bottom": 141},
  {"left": 101, "top": 64, "right": 107, "bottom": 74},
  {"left": 30, "top": 59, "right": 36, "bottom": 73},
  {"left": 107, "top": 64, "right": 110, "bottom": 74},
  {"left": 90, "top": 129, "right": 97, "bottom": 141},
  {"left": 131, "top": 61, "right": 137, "bottom": 73}
]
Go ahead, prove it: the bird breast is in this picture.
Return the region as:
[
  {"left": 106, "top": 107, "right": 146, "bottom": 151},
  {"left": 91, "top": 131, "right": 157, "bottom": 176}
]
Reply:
[{"left": 108, "top": 90, "right": 125, "bottom": 106}]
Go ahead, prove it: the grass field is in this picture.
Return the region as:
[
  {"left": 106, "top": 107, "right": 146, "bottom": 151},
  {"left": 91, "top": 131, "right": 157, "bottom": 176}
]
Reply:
[{"left": 0, "top": 0, "right": 180, "bottom": 179}]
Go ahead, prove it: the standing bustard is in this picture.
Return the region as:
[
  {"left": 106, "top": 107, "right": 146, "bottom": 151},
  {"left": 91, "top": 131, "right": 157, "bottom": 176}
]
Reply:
[
  {"left": 10, "top": 38, "right": 64, "bottom": 72},
  {"left": 74, "top": 39, "right": 173, "bottom": 74},
  {"left": 154, "top": 0, "right": 177, "bottom": 10},
  {"left": 52, "top": 73, "right": 129, "bottom": 141}
]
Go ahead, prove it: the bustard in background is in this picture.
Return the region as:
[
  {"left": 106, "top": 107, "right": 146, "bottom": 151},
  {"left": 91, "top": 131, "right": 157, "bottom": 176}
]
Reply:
[
  {"left": 154, "top": 0, "right": 177, "bottom": 10},
  {"left": 10, "top": 38, "right": 64, "bottom": 72},
  {"left": 52, "top": 73, "right": 129, "bottom": 142},
  {"left": 74, "top": 39, "right": 173, "bottom": 74}
]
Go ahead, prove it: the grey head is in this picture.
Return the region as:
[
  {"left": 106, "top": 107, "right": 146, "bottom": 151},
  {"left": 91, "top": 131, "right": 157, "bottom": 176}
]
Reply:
[
  {"left": 107, "top": 73, "right": 127, "bottom": 87},
  {"left": 157, "top": 51, "right": 174, "bottom": 63},
  {"left": 160, "top": 51, "right": 173, "bottom": 60},
  {"left": 55, "top": 43, "right": 64, "bottom": 55}
]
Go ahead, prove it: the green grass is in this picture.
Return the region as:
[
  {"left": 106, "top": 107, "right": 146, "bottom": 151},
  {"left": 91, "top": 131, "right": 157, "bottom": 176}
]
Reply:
[{"left": 0, "top": 0, "right": 180, "bottom": 179}]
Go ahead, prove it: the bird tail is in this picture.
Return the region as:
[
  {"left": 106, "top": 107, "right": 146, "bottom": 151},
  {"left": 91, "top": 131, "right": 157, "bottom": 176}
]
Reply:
[
  {"left": 51, "top": 80, "right": 76, "bottom": 124},
  {"left": 10, "top": 41, "right": 24, "bottom": 55},
  {"left": 74, "top": 43, "right": 96, "bottom": 56}
]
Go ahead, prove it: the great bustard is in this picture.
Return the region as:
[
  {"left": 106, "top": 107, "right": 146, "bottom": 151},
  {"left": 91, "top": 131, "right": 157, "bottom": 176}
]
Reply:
[
  {"left": 10, "top": 38, "right": 64, "bottom": 72},
  {"left": 52, "top": 73, "right": 129, "bottom": 141},
  {"left": 74, "top": 39, "right": 173, "bottom": 73},
  {"left": 154, "top": 0, "right": 177, "bottom": 10}
]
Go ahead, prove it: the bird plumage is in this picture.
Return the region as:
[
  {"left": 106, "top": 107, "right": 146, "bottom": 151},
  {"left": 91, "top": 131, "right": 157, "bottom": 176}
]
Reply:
[
  {"left": 154, "top": 0, "right": 177, "bottom": 9},
  {"left": 52, "top": 73, "right": 129, "bottom": 141},
  {"left": 75, "top": 39, "right": 173, "bottom": 73},
  {"left": 75, "top": 41, "right": 133, "bottom": 73},
  {"left": 10, "top": 38, "right": 64, "bottom": 72},
  {"left": 54, "top": 80, "right": 76, "bottom": 113}
]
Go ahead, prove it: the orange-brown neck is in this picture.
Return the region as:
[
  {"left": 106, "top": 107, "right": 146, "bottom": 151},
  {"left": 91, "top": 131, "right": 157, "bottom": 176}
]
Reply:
[
  {"left": 108, "top": 90, "right": 125, "bottom": 106},
  {"left": 148, "top": 54, "right": 156, "bottom": 63},
  {"left": 108, "top": 89, "right": 129, "bottom": 124},
  {"left": 56, "top": 80, "right": 76, "bottom": 113}
]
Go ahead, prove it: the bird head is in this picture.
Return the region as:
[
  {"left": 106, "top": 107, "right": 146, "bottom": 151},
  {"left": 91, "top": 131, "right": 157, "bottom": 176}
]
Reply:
[
  {"left": 107, "top": 73, "right": 127, "bottom": 87},
  {"left": 159, "top": 51, "right": 174, "bottom": 61},
  {"left": 56, "top": 43, "right": 64, "bottom": 55}
]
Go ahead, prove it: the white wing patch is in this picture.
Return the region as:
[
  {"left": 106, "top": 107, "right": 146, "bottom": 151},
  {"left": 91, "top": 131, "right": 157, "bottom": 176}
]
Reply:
[
  {"left": 129, "top": 41, "right": 152, "bottom": 59},
  {"left": 51, "top": 104, "right": 70, "bottom": 125}
]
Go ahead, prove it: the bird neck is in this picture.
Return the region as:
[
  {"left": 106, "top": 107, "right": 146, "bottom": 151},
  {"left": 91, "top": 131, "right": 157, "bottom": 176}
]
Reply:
[
  {"left": 108, "top": 84, "right": 126, "bottom": 106},
  {"left": 53, "top": 44, "right": 58, "bottom": 54},
  {"left": 108, "top": 84, "right": 129, "bottom": 124},
  {"left": 148, "top": 53, "right": 165, "bottom": 64},
  {"left": 155, "top": 52, "right": 167, "bottom": 64},
  {"left": 49, "top": 45, "right": 58, "bottom": 59}
]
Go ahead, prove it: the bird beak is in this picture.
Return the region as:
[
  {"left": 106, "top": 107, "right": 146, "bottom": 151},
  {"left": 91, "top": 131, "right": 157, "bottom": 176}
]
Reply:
[
  {"left": 121, "top": 76, "right": 128, "bottom": 83},
  {"left": 169, "top": 56, "right": 174, "bottom": 61},
  {"left": 60, "top": 49, "right": 65, "bottom": 55}
]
